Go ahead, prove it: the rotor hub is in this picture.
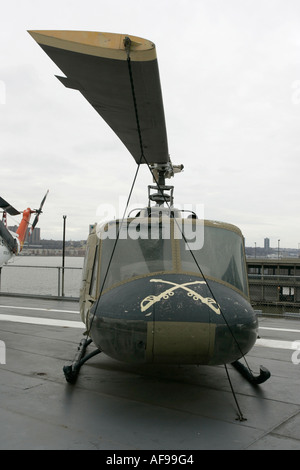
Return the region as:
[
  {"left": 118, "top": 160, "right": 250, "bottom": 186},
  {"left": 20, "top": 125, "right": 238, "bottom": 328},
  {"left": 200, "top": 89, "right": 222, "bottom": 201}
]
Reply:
[{"left": 148, "top": 162, "right": 183, "bottom": 207}]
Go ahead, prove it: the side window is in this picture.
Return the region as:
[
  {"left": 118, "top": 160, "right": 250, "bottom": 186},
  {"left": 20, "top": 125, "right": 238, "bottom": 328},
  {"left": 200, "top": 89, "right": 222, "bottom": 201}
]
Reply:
[
  {"left": 89, "top": 245, "right": 99, "bottom": 298},
  {"left": 81, "top": 245, "right": 90, "bottom": 282}
]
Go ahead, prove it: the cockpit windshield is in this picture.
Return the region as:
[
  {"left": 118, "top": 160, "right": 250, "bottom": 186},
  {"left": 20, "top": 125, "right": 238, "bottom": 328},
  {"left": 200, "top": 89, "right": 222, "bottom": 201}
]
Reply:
[
  {"left": 99, "top": 220, "right": 173, "bottom": 291},
  {"left": 179, "top": 220, "right": 248, "bottom": 294},
  {"left": 97, "top": 218, "right": 248, "bottom": 296}
]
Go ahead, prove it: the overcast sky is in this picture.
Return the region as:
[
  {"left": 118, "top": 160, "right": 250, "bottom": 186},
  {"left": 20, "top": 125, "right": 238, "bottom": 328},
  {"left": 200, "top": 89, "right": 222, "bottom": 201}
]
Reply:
[{"left": 1, "top": 0, "right": 300, "bottom": 248}]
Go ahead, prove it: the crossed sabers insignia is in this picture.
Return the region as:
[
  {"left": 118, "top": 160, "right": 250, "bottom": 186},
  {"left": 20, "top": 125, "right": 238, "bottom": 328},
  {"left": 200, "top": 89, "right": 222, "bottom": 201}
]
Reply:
[{"left": 140, "top": 279, "right": 221, "bottom": 315}]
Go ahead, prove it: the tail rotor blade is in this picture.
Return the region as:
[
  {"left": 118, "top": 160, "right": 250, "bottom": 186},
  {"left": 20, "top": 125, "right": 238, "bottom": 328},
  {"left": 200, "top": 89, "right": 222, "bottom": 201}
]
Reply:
[
  {"left": 38, "top": 189, "right": 49, "bottom": 213},
  {"left": 30, "top": 214, "right": 39, "bottom": 233},
  {"left": 30, "top": 190, "right": 49, "bottom": 235}
]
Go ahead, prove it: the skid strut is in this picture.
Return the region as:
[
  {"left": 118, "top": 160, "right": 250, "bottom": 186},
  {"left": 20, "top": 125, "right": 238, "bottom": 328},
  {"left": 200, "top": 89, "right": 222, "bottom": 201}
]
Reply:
[
  {"left": 63, "top": 337, "right": 101, "bottom": 384},
  {"left": 231, "top": 360, "right": 271, "bottom": 385}
]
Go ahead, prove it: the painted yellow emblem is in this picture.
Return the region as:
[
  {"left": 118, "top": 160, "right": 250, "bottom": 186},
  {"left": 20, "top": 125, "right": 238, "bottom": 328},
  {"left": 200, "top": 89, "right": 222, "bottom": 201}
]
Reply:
[{"left": 140, "top": 279, "right": 221, "bottom": 315}]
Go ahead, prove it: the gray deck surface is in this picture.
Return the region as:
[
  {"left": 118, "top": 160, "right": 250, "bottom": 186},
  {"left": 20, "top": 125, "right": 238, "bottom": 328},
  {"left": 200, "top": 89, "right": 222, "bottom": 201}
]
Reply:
[{"left": 0, "top": 295, "right": 299, "bottom": 451}]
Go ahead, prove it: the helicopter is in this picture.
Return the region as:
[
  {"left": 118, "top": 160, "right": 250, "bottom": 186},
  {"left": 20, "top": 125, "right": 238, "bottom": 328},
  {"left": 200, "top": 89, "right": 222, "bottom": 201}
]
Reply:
[
  {"left": 0, "top": 191, "right": 49, "bottom": 267},
  {"left": 29, "top": 30, "right": 270, "bottom": 388}
]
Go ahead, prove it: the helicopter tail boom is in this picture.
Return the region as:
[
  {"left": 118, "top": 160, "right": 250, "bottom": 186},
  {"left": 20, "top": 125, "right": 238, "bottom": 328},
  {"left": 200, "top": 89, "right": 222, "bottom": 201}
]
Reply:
[{"left": 16, "top": 208, "right": 33, "bottom": 251}]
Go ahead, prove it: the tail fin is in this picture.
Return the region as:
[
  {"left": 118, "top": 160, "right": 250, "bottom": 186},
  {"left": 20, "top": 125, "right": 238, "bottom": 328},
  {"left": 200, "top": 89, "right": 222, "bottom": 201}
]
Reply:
[
  {"left": 16, "top": 208, "right": 32, "bottom": 251},
  {"left": 1, "top": 191, "right": 48, "bottom": 253}
]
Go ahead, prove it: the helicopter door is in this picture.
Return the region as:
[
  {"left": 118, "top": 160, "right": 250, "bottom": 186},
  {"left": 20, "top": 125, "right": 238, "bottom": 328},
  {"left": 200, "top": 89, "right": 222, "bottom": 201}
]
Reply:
[{"left": 79, "top": 226, "right": 99, "bottom": 325}]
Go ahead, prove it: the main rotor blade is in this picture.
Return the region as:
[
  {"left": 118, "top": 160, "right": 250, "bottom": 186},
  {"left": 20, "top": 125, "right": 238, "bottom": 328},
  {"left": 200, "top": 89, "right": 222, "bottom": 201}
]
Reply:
[
  {"left": 28, "top": 30, "right": 170, "bottom": 165},
  {"left": 0, "top": 197, "right": 20, "bottom": 216}
]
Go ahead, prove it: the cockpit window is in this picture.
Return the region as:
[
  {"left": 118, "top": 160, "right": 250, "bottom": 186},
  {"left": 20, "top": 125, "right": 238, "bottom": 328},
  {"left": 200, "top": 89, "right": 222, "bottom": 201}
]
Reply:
[
  {"left": 99, "top": 219, "right": 173, "bottom": 291},
  {"left": 179, "top": 221, "right": 248, "bottom": 295},
  {"left": 98, "top": 218, "right": 248, "bottom": 296}
]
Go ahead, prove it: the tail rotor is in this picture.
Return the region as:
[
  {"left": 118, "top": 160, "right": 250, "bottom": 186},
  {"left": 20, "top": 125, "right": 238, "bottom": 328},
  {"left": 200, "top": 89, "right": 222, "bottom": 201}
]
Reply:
[{"left": 29, "top": 189, "right": 49, "bottom": 235}]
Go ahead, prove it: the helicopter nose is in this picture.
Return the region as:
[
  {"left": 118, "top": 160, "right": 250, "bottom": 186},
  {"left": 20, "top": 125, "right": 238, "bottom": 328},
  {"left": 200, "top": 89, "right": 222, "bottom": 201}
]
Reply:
[
  {"left": 89, "top": 273, "right": 258, "bottom": 365},
  {"left": 147, "top": 275, "right": 258, "bottom": 365}
]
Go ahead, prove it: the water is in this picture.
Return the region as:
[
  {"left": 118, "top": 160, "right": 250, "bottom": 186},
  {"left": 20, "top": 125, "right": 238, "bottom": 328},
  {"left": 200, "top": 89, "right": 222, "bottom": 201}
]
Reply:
[{"left": 0, "top": 256, "right": 84, "bottom": 298}]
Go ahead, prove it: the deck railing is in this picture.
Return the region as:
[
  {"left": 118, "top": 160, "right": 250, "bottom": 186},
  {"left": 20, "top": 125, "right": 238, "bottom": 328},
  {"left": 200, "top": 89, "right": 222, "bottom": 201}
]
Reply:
[
  {"left": 0, "top": 264, "right": 82, "bottom": 299},
  {"left": 1, "top": 264, "right": 300, "bottom": 314}
]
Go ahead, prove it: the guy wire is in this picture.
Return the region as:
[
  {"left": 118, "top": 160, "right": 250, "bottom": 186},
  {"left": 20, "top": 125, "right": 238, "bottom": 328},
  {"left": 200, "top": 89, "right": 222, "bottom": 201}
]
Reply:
[{"left": 224, "top": 364, "right": 247, "bottom": 421}]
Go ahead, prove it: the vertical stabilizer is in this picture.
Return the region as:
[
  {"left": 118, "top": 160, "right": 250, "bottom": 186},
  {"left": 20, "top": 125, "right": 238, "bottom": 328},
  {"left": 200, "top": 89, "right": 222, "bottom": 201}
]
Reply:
[{"left": 16, "top": 208, "right": 32, "bottom": 250}]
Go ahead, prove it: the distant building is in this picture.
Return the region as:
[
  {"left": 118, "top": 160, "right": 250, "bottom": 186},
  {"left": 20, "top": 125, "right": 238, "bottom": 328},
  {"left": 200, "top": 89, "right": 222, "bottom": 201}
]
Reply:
[
  {"left": 8, "top": 225, "right": 41, "bottom": 245},
  {"left": 264, "top": 237, "right": 270, "bottom": 253},
  {"left": 28, "top": 227, "right": 40, "bottom": 244},
  {"left": 247, "top": 257, "right": 300, "bottom": 310}
]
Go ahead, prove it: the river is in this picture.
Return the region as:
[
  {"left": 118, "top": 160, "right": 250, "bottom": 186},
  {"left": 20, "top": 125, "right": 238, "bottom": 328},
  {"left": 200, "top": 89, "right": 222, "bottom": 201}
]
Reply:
[{"left": 0, "top": 256, "right": 84, "bottom": 298}]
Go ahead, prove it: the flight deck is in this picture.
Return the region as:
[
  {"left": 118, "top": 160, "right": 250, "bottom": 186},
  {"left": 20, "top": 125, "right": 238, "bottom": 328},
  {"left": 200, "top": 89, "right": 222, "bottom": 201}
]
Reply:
[{"left": 0, "top": 294, "right": 299, "bottom": 451}]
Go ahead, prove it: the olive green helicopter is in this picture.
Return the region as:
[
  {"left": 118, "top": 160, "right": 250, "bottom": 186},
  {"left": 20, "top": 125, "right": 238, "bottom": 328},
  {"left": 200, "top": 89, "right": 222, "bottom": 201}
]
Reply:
[{"left": 29, "top": 30, "right": 270, "bottom": 392}]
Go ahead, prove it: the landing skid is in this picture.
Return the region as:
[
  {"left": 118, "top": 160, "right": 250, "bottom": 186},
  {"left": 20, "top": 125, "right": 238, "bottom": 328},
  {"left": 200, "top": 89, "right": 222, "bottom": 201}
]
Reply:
[
  {"left": 63, "top": 337, "right": 102, "bottom": 384},
  {"left": 231, "top": 360, "right": 271, "bottom": 385}
]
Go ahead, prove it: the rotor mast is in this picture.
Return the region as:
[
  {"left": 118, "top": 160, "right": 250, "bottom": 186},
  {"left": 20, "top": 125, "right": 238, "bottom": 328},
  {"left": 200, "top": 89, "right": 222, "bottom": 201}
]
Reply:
[{"left": 148, "top": 162, "right": 184, "bottom": 207}]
